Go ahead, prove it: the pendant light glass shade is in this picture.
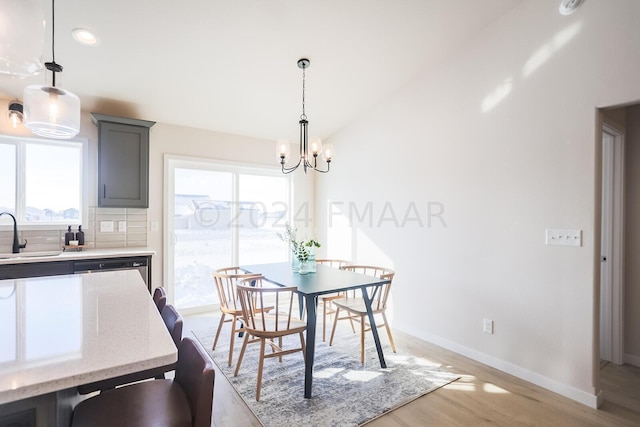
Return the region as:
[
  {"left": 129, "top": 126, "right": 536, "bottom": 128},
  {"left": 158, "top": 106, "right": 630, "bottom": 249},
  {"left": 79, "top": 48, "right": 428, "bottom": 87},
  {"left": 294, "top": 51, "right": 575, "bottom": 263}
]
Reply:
[
  {"left": 0, "top": 0, "right": 45, "bottom": 77},
  {"left": 22, "top": 0, "right": 81, "bottom": 139},
  {"left": 23, "top": 84, "right": 81, "bottom": 139}
]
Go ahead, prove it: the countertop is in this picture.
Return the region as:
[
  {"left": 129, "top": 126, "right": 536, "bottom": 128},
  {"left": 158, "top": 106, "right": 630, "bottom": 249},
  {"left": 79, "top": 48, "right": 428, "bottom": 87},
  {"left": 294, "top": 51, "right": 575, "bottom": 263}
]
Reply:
[
  {"left": 0, "top": 270, "right": 176, "bottom": 405},
  {"left": 0, "top": 248, "right": 155, "bottom": 266}
]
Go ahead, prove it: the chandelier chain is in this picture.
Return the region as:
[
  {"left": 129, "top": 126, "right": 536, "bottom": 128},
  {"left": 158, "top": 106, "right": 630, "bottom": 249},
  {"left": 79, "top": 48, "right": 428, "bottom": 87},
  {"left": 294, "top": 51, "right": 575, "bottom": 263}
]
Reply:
[{"left": 301, "top": 64, "right": 306, "bottom": 120}]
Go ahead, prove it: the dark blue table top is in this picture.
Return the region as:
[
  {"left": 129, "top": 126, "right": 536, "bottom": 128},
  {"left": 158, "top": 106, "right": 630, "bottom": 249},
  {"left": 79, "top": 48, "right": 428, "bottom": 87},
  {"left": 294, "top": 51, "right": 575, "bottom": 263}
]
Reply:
[{"left": 240, "top": 262, "right": 388, "bottom": 297}]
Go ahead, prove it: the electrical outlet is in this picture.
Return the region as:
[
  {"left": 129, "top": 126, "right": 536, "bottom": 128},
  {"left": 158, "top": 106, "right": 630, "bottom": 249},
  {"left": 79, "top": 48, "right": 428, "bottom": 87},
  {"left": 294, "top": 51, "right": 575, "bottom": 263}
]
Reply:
[
  {"left": 118, "top": 221, "right": 127, "bottom": 232},
  {"left": 100, "top": 221, "right": 114, "bottom": 232},
  {"left": 151, "top": 221, "right": 159, "bottom": 232},
  {"left": 483, "top": 318, "right": 494, "bottom": 334}
]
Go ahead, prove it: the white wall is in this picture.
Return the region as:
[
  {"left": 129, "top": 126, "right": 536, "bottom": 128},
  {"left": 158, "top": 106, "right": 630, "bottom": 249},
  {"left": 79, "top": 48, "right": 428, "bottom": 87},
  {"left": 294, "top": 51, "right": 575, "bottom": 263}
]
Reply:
[{"left": 316, "top": 0, "right": 640, "bottom": 407}]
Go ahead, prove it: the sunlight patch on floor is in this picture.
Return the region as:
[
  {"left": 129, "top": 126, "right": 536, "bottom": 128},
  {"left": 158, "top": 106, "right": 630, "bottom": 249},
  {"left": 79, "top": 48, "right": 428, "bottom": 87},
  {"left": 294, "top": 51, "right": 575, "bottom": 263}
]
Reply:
[
  {"left": 483, "top": 383, "right": 510, "bottom": 394},
  {"left": 343, "top": 369, "right": 382, "bottom": 382},
  {"left": 413, "top": 356, "right": 443, "bottom": 368},
  {"left": 444, "top": 373, "right": 477, "bottom": 392},
  {"left": 314, "top": 367, "right": 346, "bottom": 379}
]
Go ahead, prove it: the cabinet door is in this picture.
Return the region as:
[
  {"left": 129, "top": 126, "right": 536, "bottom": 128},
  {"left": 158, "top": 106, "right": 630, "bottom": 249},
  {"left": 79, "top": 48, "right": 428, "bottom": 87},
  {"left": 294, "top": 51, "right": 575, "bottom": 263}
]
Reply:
[{"left": 98, "top": 121, "right": 149, "bottom": 208}]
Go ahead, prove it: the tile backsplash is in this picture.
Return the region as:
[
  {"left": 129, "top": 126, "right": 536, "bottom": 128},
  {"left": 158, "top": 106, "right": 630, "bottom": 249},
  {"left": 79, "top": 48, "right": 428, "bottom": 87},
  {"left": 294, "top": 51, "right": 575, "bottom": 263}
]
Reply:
[{"left": 0, "top": 207, "right": 148, "bottom": 253}]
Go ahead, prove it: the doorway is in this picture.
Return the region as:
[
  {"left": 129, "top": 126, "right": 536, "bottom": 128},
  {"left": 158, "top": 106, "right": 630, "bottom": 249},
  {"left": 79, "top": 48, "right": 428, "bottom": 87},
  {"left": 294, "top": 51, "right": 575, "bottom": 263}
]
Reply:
[
  {"left": 164, "top": 155, "right": 291, "bottom": 314},
  {"left": 600, "top": 122, "right": 624, "bottom": 364}
]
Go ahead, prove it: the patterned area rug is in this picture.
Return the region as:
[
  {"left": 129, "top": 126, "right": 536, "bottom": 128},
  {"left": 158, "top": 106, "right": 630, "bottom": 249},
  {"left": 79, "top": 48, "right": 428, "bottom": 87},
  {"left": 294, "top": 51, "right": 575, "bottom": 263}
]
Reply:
[{"left": 194, "top": 320, "right": 459, "bottom": 427}]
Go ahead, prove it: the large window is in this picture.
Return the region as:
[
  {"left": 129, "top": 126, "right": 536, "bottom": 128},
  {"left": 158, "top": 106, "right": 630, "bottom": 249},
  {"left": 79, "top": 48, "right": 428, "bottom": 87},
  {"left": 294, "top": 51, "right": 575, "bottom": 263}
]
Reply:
[
  {"left": 166, "top": 156, "right": 290, "bottom": 312},
  {"left": 0, "top": 135, "right": 83, "bottom": 224}
]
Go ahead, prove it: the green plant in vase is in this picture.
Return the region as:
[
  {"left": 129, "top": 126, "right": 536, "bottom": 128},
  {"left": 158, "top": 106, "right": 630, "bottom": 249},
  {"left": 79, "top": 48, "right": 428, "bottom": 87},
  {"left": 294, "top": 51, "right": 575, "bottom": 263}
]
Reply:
[
  {"left": 277, "top": 222, "right": 300, "bottom": 270},
  {"left": 277, "top": 223, "right": 321, "bottom": 273},
  {"left": 297, "top": 239, "right": 320, "bottom": 274}
]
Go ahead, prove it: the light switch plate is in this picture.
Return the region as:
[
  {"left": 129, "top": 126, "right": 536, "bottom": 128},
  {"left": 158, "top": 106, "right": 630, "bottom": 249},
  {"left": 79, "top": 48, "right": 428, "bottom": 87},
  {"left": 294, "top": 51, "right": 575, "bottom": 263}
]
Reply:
[
  {"left": 546, "top": 229, "right": 582, "bottom": 247},
  {"left": 100, "top": 221, "right": 114, "bottom": 232},
  {"left": 118, "top": 221, "right": 127, "bottom": 232}
]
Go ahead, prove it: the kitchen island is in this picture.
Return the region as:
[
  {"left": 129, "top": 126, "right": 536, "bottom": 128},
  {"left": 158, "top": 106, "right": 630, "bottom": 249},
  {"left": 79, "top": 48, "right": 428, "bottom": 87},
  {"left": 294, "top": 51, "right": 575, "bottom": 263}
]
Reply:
[{"left": 0, "top": 270, "right": 176, "bottom": 426}]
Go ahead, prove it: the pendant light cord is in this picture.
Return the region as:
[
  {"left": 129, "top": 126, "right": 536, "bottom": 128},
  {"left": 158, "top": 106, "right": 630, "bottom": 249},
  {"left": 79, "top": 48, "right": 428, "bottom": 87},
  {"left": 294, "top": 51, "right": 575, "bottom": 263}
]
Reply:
[
  {"left": 51, "top": 0, "right": 56, "bottom": 63},
  {"left": 48, "top": 0, "right": 58, "bottom": 87}
]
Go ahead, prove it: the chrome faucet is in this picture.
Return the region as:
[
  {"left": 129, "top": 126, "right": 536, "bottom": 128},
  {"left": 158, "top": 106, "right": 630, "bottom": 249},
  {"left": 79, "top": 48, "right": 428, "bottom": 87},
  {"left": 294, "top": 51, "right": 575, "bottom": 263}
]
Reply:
[{"left": 0, "top": 212, "right": 27, "bottom": 253}]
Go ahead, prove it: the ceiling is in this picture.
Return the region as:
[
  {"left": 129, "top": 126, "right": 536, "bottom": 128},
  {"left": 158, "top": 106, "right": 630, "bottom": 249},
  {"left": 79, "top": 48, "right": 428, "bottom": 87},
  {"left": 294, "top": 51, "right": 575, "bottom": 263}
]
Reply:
[{"left": 0, "top": 0, "right": 526, "bottom": 141}]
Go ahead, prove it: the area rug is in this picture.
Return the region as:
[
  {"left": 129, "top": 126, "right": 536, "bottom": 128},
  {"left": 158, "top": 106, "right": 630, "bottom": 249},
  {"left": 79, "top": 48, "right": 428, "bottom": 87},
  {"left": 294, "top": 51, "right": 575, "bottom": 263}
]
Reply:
[{"left": 194, "top": 321, "right": 459, "bottom": 427}]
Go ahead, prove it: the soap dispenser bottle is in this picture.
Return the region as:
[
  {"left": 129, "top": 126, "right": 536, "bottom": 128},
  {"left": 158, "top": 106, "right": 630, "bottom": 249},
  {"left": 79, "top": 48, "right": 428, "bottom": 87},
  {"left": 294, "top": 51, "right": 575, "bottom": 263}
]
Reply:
[
  {"left": 65, "top": 226, "right": 74, "bottom": 245},
  {"left": 76, "top": 225, "right": 85, "bottom": 246}
]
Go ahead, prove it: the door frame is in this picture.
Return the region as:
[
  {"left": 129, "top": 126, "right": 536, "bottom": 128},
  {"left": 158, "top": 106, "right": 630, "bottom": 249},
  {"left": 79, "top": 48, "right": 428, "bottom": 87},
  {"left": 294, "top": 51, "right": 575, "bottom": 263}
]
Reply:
[{"left": 600, "top": 121, "right": 625, "bottom": 365}]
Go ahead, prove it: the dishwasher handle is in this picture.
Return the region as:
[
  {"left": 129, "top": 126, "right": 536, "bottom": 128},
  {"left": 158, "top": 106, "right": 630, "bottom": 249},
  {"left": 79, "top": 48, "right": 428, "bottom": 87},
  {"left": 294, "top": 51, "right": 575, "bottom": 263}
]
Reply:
[
  {"left": 74, "top": 257, "right": 148, "bottom": 273},
  {"left": 99, "top": 262, "right": 127, "bottom": 269}
]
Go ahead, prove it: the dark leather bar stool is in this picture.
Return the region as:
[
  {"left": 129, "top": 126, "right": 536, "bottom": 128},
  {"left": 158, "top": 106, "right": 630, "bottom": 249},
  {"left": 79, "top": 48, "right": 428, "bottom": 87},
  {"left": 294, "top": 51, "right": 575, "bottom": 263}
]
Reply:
[
  {"left": 153, "top": 286, "right": 167, "bottom": 313},
  {"left": 77, "top": 304, "right": 183, "bottom": 394},
  {"left": 71, "top": 336, "right": 215, "bottom": 427}
]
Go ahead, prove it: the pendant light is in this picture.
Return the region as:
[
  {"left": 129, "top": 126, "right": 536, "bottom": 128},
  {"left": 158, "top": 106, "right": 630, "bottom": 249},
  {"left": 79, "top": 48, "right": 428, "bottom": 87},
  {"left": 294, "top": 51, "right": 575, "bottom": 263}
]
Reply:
[
  {"left": 276, "top": 58, "right": 334, "bottom": 174},
  {"left": 0, "top": 0, "right": 45, "bottom": 78},
  {"left": 23, "top": 0, "right": 80, "bottom": 139},
  {"left": 7, "top": 101, "right": 24, "bottom": 128}
]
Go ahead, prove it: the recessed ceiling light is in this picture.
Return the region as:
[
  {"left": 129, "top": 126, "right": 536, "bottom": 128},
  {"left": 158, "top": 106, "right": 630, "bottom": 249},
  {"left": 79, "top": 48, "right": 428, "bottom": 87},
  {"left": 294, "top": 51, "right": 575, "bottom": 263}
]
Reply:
[
  {"left": 559, "top": 0, "right": 585, "bottom": 16},
  {"left": 71, "top": 28, "right": 100, "bottom": 46}
]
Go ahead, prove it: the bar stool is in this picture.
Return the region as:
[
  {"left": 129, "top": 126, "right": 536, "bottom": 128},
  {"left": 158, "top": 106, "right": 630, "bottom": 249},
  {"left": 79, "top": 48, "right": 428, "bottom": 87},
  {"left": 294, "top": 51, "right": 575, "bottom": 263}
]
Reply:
[{"left": 71, "top": 337, "right": 215, "bottom": 427}]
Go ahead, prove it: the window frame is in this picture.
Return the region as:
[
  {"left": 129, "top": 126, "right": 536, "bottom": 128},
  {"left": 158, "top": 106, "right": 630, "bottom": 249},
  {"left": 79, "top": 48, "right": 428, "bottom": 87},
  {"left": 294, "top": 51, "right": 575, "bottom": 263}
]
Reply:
[{"left": 0, "top": 134, "right": 87, "bottom": 229}]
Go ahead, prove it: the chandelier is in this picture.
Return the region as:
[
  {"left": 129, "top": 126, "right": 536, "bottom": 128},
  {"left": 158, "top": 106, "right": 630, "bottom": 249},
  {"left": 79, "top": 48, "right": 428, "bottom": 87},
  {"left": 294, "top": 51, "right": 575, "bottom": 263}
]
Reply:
[
  {"left": 23, "top": 0, "right": 80, "bottom": 139},
  {"left": 276, "top": 58, "right": 334, "bottom": 174}
]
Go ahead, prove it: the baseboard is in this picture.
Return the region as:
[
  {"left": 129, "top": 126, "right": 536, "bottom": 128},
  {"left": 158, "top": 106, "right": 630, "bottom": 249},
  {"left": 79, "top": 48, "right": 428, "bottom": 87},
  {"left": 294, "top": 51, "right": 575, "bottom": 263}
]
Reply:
[
  {"left": 624, "top": 353, "right": 640, "bottom": 367},
  {"left": 399, "top": 325, "right": 599, "bottom": 409}
]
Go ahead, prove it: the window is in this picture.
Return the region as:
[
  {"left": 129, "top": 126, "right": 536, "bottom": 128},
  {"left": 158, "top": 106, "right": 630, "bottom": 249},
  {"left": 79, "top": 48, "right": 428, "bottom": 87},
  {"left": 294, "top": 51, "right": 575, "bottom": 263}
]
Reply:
[
  {"left": 0, "top": 135, "right": 83, "bottom": 224},
  {"left": 166, "top": 156, "right": 290, "bottom": 312}
]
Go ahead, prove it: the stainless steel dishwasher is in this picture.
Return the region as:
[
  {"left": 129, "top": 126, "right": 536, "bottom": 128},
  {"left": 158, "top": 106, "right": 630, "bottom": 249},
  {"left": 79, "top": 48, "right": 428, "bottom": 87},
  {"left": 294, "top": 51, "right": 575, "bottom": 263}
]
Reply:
[{"left": 73, "top": 256, "right": 150, "bottom": 290}]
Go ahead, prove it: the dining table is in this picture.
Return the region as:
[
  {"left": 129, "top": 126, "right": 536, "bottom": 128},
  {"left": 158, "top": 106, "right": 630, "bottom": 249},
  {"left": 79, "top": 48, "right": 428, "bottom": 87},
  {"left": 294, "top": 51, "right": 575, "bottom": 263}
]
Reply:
[
  {"left": 241, "top": 262, "right": 391, "bottom": 398},
  {"left": 0, "top": 270, "right": 177, "bottom": 426}
]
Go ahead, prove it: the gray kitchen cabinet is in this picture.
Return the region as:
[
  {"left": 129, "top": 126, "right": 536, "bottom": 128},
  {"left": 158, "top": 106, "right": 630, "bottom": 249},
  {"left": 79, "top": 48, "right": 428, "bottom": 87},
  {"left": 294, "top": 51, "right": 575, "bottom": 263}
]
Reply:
[{"left": 91, "top": 113, "right": 156, "bottom": 208}]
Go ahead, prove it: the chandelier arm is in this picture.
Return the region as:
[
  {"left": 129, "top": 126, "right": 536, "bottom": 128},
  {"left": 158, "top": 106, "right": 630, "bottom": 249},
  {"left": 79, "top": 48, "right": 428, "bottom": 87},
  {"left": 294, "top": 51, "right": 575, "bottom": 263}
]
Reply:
[
  {"left": 281, "top": 157, "right": 303, "bottom": 174},
  {"left": 312, "top": 163, "right": 330, "bottom": 173}
]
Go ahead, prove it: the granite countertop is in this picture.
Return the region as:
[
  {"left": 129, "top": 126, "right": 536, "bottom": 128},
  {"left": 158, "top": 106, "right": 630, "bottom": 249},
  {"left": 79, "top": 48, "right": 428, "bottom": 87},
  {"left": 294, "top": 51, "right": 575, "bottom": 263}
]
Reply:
[
  {"left": 0, "top": 270, "right": 176, "bottom": 404},
  {"left": 0, "top": 248, "right": 155, "bottom": 265}
]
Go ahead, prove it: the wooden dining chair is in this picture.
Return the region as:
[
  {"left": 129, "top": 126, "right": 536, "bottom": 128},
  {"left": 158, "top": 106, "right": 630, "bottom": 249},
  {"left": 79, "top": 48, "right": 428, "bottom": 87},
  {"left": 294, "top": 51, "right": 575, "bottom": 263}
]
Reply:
[
  {"left": 234, "top": 275, "right": 306, "bottom": 401},
  {"left": 316, "top": 259, "right": 353, "bottom": 341},
  {"left": 329, "top": 265, "right": 396, "bottom": 364},
  {"left": 212, "top": 267, "right": 263, "bottom": 367}
]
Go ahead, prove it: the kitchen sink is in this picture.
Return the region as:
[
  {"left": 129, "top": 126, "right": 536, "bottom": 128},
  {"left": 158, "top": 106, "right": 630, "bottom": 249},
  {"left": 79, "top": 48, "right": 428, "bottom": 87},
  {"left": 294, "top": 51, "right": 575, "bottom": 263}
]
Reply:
[{"left": 0, "top": 250, "right": 63, "bottom": 259}]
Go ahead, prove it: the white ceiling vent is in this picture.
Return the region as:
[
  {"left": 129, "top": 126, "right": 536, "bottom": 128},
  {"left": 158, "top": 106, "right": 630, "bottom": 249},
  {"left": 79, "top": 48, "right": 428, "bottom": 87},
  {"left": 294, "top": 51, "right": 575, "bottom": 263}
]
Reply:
[{"left": 559, "top": 0, "right": 585, "bottom": 16}]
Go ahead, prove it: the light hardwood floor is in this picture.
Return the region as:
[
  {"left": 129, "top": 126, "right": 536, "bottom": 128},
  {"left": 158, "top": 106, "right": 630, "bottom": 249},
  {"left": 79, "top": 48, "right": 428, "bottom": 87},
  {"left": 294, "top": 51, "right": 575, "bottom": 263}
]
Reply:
[{"left": 184, "top": 313, "right": 640, "bottom": 427}]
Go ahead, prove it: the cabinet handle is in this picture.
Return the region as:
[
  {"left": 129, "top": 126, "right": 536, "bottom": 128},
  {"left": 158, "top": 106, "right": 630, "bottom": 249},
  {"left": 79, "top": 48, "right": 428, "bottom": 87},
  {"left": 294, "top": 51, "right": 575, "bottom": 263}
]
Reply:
[{"left": 103, "top": 184, "right": 106, "bottom": 198}]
